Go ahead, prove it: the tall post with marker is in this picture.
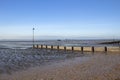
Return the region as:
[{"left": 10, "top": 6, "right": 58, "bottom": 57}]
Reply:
[{"left": 33, "top": 28, "right": 35, "bottom": 48}]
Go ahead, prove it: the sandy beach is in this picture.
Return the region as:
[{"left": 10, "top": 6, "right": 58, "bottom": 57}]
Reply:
[{"left": 0, "top": 50, "right": 120, "bottom": 80}]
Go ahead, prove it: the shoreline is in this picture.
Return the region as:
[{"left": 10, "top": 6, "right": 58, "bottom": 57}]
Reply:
[
  {"left": 0, "top": 53, "right": 120, "bottom": 80},
  {"left": 0, "top": 48, "right": 84, "bottom": 74}
]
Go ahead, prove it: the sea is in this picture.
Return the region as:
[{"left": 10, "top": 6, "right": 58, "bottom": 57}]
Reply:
[{"left": 0, "top": 39, "right": 119, "bottom": 49}]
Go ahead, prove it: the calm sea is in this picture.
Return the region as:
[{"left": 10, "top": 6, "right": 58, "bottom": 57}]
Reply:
[{"left": 0, "top": 39, "right": 119, "bottom": 49}]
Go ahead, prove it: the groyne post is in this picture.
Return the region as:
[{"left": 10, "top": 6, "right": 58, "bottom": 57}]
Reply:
[
  {"left": 64, "top": 46, "right": 66, "bottom": 51},
  {"left": 36, "top": 45, "right": 39, "bottom": 49},
  {"left": 81, "top": 46, "right": 83, "bottom": 53},
  {"left": 72, "top": 46, "right": 74, "bottom": 52},
  {"left": 51, "top": 45, "right": 53, "bottom": 50},
  {"left": 104, "top": 46, "right": 107, "bottom": 52},
  {"left": 92, "top": 46, "right": 94, "bottom": 53},
  {"left": 33, "top": 45, "right": 35, "bottom": 49},
  {"left": 57, "top": 46, "right": 59, "bottom": 51},
  {"left": 41, "top": 45, "right": 43, "bottom": 49},
  {"left": 46, "top": 45, "right": 47, "bottom": 49}
]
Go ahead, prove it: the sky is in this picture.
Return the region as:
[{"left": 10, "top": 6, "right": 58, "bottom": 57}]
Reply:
[{"left": 0, "top": 0, "right": 120, "bottom": 40}]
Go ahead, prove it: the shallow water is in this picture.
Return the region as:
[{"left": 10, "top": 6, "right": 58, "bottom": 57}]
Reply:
[{"left": 0, "top": 40, "right": 119, "bottom": 49}]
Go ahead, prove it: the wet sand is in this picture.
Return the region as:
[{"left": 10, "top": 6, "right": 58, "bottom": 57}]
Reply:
[{"left": 0, "top": 53, "right": 120, "bottom": 80}]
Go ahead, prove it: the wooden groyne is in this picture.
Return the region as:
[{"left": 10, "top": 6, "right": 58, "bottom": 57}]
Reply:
[
  {"left": 33, "top": 45, "right": 120, "bottom": 53},
  {"left": 100, "top": 40, "right": 120, "bottom": 44}
]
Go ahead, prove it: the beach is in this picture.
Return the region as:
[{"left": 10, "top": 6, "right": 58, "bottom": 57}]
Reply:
[
  {"left": 0, "top": 40, "right": 120, "bottom": 80},
  {"left": 0, "top": 48, "right": 84, "bottom": 74},
  {"left": 0, "top": 49, "right": 120, "bottom": 80},
  {"left": 1, "top": 0, "right": 120, "bottom": 79}
]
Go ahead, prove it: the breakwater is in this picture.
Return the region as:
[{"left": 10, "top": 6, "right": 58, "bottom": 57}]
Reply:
[{"left": 33, "top": 45, "right": 120, "bottom": 53}]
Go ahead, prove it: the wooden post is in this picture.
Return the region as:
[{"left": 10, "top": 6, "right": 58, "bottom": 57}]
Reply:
[
  {"left": 92, "top": 46, "right": 94, "bottom": 52},
  {"left": 81, "top": 46, "right": 83, "bottom": 53},
  {"left": 104, "top": 46, "right": 107, "bottom": 52},
  {"left": 33, "top": 45, "right": 35, "bottom": 49},
  {"left": 64, "top": 46, "right": 66, "bottom": 51},
  {"left": 72, "top": 46, "right": 74, "bottom": 52},
  {"left": 41, "top": 45, "right": 43, "bottom": 49},
  {"left": 57, "top": 46, "right": 59, "bottom": 51},
  {"left": 37, "top": 45, "right": 39, "bottom": 49},
  {"left": 46, "top": 45, "right": 47, "bottom": 49},
  {"left": 51, "top": 45, "right": 53, "bottom": 50},
  {"left": 118, "top": 42, "right": 120, "bottom": 49}
]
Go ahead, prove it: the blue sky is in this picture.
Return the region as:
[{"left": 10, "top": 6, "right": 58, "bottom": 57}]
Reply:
[{"left": 0, "top": 0, "right": 120, "bottom": 40}]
